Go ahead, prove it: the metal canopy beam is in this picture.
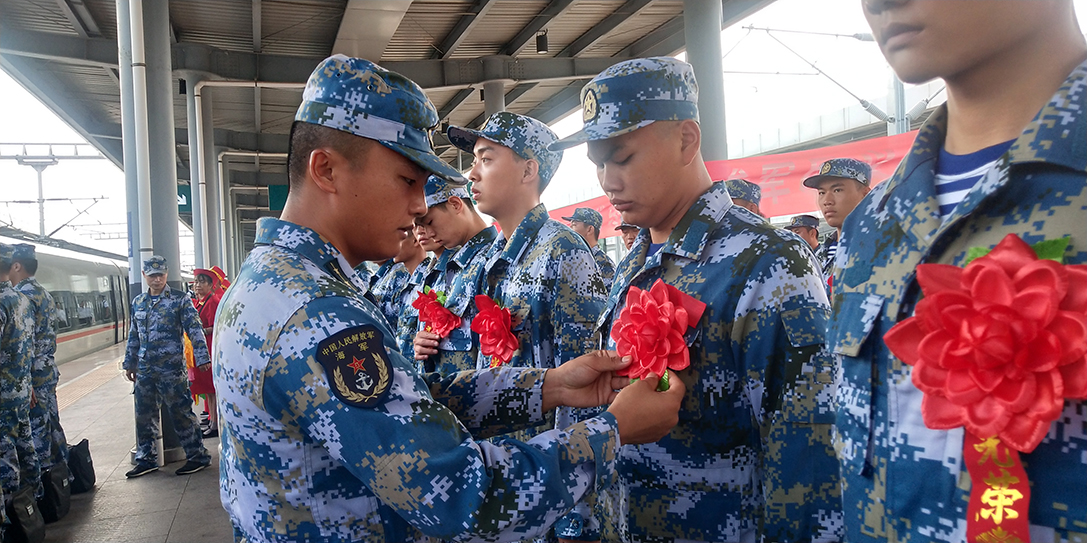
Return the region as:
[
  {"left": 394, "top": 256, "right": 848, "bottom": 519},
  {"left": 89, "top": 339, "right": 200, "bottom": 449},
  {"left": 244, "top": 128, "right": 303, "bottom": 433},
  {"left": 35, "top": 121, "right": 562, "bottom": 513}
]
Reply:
[
  {"left": 173, "top": 127, "right": 289, "bottom": 154},
  {"left": 501, "top": 0, "right": 578, "bottom": 56},
  {"left": 558, "top": 0, "right": 655, "bottom": 57},
  {"left": 436, "top": 88, "right": 475, "bottom": 121},
  {"left": 55, "top": 0, "right": 101, "bottom": 38},
  {"left": 465, "top": 82, "right": 540, "bottom": 128},
  {"left": 333, "top": 0, "right": 412, "bottom": 59},
  {"left": 525, "top": 83, "right": 585, "bottom": 126},
  {"left": 433, "top": 0, "right": 499, "bottom": 59},
  {"left": 0, "top": 54, "right": 123, "bottom": 167},
  {"left": 1, "top": 30, "right": 630, "bottom": 90}
]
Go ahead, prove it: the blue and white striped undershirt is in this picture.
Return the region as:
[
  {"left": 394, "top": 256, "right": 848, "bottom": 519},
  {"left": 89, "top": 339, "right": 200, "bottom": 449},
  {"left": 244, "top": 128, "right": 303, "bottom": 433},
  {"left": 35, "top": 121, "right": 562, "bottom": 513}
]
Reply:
[{"left": 934, "top": 140, "right": 1015, "bottom": 221}]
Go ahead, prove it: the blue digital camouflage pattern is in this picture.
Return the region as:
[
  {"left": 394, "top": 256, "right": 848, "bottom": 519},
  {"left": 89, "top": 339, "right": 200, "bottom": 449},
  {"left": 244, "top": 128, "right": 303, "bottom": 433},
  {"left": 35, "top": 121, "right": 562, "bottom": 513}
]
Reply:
[
  {"left": 0, "top": 281, "right": 40, "bottom": 504},
  {"left": 370, "top": 261, "right": 412, "bottom": 331},
  {"left": 124, "top": 284, "right": 211, "bottom": 465},
  {"left": 550, "top": 57, "right": 699, "bottom": 150},
  {"left": 817, "top": 231, "right": 838, "bottom": 282},
  {"left": 591, "top": 245, "right": 615, "bottom": 292},
  {"left": 597, "top": 182, "right": 842, "bottom": 543},
  {"left": 9, "top": 244, "right": 33, "bottom": 262},
  {"left": 446, "top": 206, "right": 607, "bottom": 542},
  {"left": 396, "top": 255, "right": 433, "bottom": 365},
  {"left": 213, "top": 217, "right": 622, "bottom": 543},
  {"left": 369, "top": 260, "right": 394, "bottom": 291},
  {"left": 15, "top": 278, "right": 68, "bottom": 470},
  {"left": 424, "top": 174, "right": 471, "bottom": 208},
  {"left": 430, "top": 225, "right": 498, "bottom": 376},
  {"left": 562, "top": 208, "right": 603, "bottom": 230},
  {"left": 447, "top": 112, "right": 564, "bottom": 187},
  {"left": 829, "top": 60, "right": 1087, "bottom": 543},
  {"left": 803, "top": 158, "right": 872, "bottom": 188},
  {"left": 295, "top": 55, "right": 464, "bottom": 182},
  {"left": 143, "top": 254, "right": 168, "bottom": 275},
  {"left": 724, "top": 178, "right": 761, "bottom": 205},
  {"left": 786, "top": 214, "right": 821, "bottom": 230}
]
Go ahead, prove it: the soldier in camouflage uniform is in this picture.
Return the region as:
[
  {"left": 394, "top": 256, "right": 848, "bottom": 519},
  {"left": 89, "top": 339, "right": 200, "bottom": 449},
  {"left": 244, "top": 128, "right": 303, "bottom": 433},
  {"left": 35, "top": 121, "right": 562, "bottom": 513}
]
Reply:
[
  {"left": 551, "top": 57, "right": 842, "bottom": 543},
  {"left": 724, "top": 178, "right": 764, "bottom": 218},
  {"left": 830, "top": 2, "right": 1087, "bottom": 542},
  {"left": 411, "top": 175, "right": 498, "bottom": 375},
  {"left": 784, "top": 214, "right": 822, "bottom": 252},
  {"left": 213, "top": 54, "right": 683, "bottom": 543},
  {"left": 803, "top": 158, "right": 872, "bottom": 289},
  {"left": 396, "top": 224, "right": 448, "bottom": 370},
  {"left": 438, "top": 111, "right": 608, "bottom": 542},
  {"left": 369, "top": 229, "right": 426, "bottom": 331},
  {"left": 9, "top": 244, "right": 69, "bottom": 471},
  {"left": 123, "top": 255, "right": 212, "bottom": 478},
  {"left": 0, "top": 244, "right": 40, "bottom": 516},
  {"left": 563, "top": 207, "right": 615, "bottom": 290}
]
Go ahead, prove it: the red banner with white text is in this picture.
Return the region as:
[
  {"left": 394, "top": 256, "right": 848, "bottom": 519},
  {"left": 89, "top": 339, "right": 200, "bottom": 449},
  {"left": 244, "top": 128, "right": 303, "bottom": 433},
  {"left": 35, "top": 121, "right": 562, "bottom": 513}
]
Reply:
[{"left": 551, "top": 130, "right": 917, "bottom": 237}]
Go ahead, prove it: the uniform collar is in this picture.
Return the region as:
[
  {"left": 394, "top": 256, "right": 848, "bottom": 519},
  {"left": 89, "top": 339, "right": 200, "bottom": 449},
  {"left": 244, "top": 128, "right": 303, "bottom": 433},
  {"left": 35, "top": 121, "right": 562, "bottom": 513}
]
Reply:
[
  {"left": 450, "top": 225, "right": 498, "bottom": 271},
  {"left": 877, "top": 59, "right": 1087, "bottom": 248},
  {"left": 147, "top": 284, "right": 173, "bottom": 298},
  {"left": 254, "top": 217, "right": 366, "bottom": 290},
  {"left": 493, "top": 204, "right": 550, "bottom": 266},
  {"left": 654, "top": 182, "right": 732, "bottom": 262}
]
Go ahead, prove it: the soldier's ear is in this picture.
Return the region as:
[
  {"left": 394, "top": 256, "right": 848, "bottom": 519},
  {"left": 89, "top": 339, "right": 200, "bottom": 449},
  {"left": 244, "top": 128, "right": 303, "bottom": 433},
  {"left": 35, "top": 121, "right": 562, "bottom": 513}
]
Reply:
[
  {"left": 521, "top": 159, "right": 540, "bottom": 187},
  {"left": 307, "top": 148, "right": 339, "bottom": 195},
  {"left": 678, "top": 120, "right": 701, "bottom": 166}
]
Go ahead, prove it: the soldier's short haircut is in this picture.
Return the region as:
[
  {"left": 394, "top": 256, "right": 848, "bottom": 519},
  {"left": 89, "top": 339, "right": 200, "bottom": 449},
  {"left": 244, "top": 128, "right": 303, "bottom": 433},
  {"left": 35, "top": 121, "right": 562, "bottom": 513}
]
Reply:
[
  {"left": 12, "top": 258, "right": 37, "bottom": 275},
  {"left": 0, "top": 261, "right": 10, "bottom": 274},
  {"left": 288, "top": 122, "right": 374, "bottom": 188}
]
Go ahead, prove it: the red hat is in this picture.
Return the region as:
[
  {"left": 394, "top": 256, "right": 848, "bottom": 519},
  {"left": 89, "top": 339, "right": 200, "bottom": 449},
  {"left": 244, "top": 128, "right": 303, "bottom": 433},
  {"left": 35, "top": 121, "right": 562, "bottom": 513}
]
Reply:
[{"left": 210, "top": 266, "right": 231, "bottom": 289}]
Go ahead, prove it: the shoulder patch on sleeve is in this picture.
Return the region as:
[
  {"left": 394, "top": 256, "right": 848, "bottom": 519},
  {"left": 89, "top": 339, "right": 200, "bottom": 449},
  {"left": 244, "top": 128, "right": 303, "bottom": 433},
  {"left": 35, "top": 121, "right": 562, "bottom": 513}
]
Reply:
[{"left": 315, "top": 325, "right": 393, "bottom": 408}]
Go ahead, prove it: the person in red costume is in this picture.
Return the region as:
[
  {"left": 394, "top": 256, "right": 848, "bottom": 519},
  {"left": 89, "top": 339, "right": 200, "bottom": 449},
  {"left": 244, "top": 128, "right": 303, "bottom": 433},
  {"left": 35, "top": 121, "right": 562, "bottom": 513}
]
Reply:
[{"left": 191, "top": 268, "right": 221, "bottom": 438}]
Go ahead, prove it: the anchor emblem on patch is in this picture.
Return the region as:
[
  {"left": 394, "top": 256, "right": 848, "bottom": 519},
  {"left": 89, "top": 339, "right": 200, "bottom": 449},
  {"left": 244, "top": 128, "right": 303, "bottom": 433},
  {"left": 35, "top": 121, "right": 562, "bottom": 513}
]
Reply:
[{"left": 315, "top": 325, "right": 393, "bottom": 408}]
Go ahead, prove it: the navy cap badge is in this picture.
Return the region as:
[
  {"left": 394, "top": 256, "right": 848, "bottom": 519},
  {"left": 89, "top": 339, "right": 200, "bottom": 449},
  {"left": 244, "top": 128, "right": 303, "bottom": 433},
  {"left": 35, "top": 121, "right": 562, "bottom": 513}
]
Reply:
[{"left": 583, "top": 88, "right": 599, "bottom": 123}]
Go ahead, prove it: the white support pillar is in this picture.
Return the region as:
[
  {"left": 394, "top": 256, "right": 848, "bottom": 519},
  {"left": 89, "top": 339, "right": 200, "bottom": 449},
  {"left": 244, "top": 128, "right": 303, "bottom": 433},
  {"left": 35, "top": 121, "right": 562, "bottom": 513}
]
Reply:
[{"left": 683, "top": 0, "right": 728, "bottom": 161}]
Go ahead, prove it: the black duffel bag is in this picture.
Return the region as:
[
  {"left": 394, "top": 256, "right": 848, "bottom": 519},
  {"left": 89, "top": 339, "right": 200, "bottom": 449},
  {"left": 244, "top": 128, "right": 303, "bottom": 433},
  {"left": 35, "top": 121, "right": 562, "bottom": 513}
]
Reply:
[
  {"left": 38, "top": 461, "right": 71, "bottom": 523},
  {"left": 67, "top": 439, "right": 95, "bottom": 494},
  {"left": 3, "top": 484, "right": 45, "bottom": 543}
]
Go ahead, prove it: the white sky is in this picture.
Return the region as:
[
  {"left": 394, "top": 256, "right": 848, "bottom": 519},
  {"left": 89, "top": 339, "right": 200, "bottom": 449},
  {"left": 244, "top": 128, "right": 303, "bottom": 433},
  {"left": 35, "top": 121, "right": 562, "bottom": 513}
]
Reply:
[{"left": 1, "top": 0, "right": 1085, "bottom": 268}]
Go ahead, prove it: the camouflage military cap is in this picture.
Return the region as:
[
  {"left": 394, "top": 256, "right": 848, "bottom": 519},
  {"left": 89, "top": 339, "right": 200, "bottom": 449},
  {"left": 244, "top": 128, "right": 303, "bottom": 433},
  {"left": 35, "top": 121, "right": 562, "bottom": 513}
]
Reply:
[
  {"left": 424, "top": 174, "right": 471, "bottom": 208},
  {"left": 295, "top": 55, "right": 465, "bottom": 184},
  {"left": 615, "top": 222, "right": 638, "bottom": 231},
  {"left": 803, "top": 158, "right": 872, "bottom": 188},
  {"left": 562, "top": 207, "right": 603, "bottom": 230},
  {"left": 549, "top": 57, "right": 699, "bottom": 150},
  {"left": 785, "top": 214, "right": 820, "bottom": 230},
  {"left": 142, "top": 255, "right": 167, "bottom": 275},
  {"left": 0, "top": 243, "right": 13, "bottom": 263},
  {"left": 447, "top": 111, "right": 563, "bottom": 188},
  {"left": 11, "top": 243, "right": 35, "bottom": 261},
  {"left": 724, "top": 179, "right": 761, "bottom": 205}
]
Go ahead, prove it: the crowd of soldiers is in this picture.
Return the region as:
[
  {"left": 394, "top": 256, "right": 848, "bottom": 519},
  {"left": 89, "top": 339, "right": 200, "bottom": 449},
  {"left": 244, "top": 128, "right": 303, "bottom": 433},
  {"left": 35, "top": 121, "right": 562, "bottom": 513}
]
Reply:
[
  {"left": 0, "top": 243, "right": 69, "bottom": 539},
  {"left": 211, "top": 1, "right": 1087, "bottom": 542}
]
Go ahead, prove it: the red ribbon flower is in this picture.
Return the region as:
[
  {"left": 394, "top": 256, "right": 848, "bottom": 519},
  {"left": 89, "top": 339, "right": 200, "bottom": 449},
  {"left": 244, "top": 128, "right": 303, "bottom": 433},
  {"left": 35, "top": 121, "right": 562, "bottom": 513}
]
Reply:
[
  {"left": 412, "top": 287, "right": 461, "bottom": 338},
  {"left": 610, "top": 279, "right": 706, "bottom": 389},
  {"left": 471, "top": 295, "right": 519, "bottom": 367},
  {"left": 884, "top": 234, "right": 1087, "bottom": 453}
]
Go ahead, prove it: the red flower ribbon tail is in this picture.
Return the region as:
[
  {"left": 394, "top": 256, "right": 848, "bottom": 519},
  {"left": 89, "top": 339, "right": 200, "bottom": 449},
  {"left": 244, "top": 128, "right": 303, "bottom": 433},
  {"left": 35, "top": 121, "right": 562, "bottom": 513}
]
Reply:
[{"left": 963, "top": 433, "right": 1032, "bottom": 543}]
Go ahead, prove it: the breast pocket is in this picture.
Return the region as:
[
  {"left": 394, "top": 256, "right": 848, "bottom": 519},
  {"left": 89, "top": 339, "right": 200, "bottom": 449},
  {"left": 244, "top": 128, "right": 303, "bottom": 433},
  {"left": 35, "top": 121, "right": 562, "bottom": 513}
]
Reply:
[{"left": 826, "top": 291, "right": 885, "bottom": 474}]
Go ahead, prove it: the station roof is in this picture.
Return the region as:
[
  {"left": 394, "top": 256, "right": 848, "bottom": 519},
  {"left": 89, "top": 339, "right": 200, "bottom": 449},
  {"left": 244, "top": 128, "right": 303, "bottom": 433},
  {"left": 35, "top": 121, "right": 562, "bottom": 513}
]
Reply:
[{"left": 0, "top": 0, "right": 774, "bottom": 246}]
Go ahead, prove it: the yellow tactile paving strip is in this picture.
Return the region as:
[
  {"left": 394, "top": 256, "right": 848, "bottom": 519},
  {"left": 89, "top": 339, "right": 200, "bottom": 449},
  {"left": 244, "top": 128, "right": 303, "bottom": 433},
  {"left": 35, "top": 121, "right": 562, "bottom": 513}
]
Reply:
[{"left": 56, "top": 358, "right": 124, "bottom": 412}]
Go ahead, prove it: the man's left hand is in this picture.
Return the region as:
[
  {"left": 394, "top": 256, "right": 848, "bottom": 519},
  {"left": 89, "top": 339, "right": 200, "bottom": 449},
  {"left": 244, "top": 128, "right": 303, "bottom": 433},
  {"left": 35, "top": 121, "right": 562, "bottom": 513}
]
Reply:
[{"left": 542, "top": 350, "right": 631, "bottom": 411}]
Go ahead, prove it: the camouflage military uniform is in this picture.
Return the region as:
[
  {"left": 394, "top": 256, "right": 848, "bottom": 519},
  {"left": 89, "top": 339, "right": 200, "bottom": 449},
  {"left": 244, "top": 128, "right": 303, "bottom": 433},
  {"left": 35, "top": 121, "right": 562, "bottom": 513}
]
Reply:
[
  {"left": 549, "top": 57, "right": 841, "bottom": 543},
  {"left": 397, "top": 252, "right": 450, "bottom": 369},
  {"left": 16, "top": 277, "right": 68, "bottom": 470},
  {"left": 370, "top": 261, "right": 411, "bottom": 330},
  {"left": 123, "top": 282, "right": 211, "bottom": 466},
  {"left": 829, "top": 60, "right": 1087, "bottom": 543},
  {"left": 595, "top": 183, "right": 841, "bottom": 542},
  {"left": 816, "top": 230, "right": 838, "bottom": 280},
  {"left": 590, "top": 246, "right": 615, "bottom": 292},
  {"left": 431, "top": 225, "right": 497, "bottom": 376},
  {"left": 0, "top": 278, "right": 40, "bottom": 506},
  {"left": 214, "top": 217, "right": 621, "bottom": 543}
]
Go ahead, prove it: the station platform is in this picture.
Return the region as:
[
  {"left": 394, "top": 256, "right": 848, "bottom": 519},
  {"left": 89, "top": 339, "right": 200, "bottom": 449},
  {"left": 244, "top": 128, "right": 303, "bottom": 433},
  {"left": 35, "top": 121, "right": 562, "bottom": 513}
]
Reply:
[{"left": 47, "top": 343, "right": 233, "bottom": 542}]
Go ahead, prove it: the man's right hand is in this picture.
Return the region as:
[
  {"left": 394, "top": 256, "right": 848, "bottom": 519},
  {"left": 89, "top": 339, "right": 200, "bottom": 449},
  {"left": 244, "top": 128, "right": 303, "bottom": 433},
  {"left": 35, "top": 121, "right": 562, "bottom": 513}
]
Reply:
[
  {"left": 606, "top": 372, "right": 684, "bottom": 445},
  {"left": 413, "top": 330, "right": 440, "bottom": 360},
  {"left": 125, "top": 369, "right": 137, "bottom": 382}
]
